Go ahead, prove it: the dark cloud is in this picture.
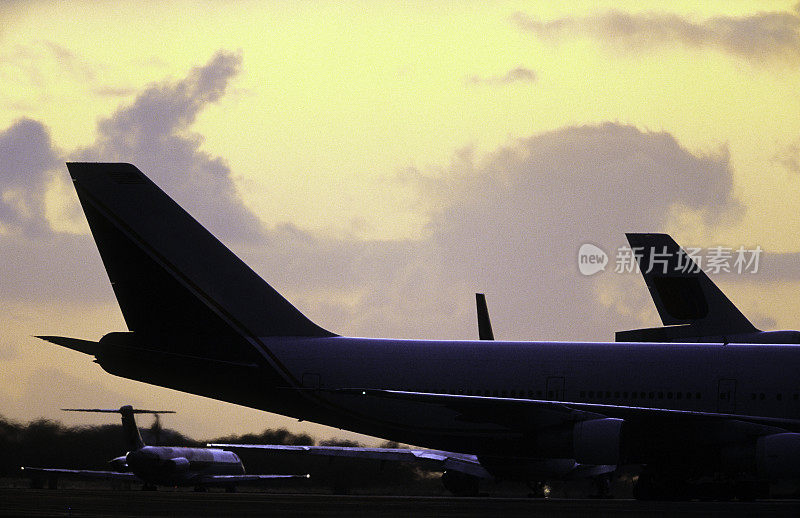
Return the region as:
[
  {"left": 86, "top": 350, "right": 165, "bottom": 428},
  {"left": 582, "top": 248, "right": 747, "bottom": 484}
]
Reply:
[
  {"left": 409, "top": 123, "right": 740, "bottom": 340},
  {"left": 467, "top": 67, "right": 537, "bottom": 86},
  {"left": 238, "top": 124, "right": 742, "bottom": 341},
  {"left": 512, "top": 7, "right": 800, "bottom": 65},
  {"left": 0, "top": 53, "right": 753, "bottom": 343},
  {"left": 0, "top": 51, "right": 255, "bottom": 305},
  {"left": 0, "top": 118, "right": 61, "bottom": 234},
  {"left": 74, "top": 50, "right": 260, "bottom": 242}
]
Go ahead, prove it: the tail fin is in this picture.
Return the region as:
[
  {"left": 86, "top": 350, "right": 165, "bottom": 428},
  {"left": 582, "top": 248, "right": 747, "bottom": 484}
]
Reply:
[
  {"left": 62, "top": 406, "right": 175, "bottom": 451},
  {"left": 616, "top": 233, "right": 757, "bottom": 341},
  {"left": 475, "top": 293, "right": 494, "bottom": 340},
  {"left": 66, "top": 163, "right": 333, "bottom": 357}
]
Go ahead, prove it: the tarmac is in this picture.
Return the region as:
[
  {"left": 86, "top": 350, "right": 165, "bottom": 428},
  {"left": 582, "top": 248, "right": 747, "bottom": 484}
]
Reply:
[{"left": 3, "top": 489, "right": 800, "bottom": 518}]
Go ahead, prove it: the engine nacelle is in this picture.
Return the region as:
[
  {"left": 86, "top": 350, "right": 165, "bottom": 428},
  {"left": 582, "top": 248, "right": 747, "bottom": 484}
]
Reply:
[
  {"left": 165, "top": 457, "right": 190, "bottom": 472},
  {"left": 756, "top": 433, "right": 800, "bottom": 479},
  {"left": 108, "top": 456, "right": 128, "bottom": 472},
  {"left": 572, "top": 418, "right": 623, "bottom": 465}
]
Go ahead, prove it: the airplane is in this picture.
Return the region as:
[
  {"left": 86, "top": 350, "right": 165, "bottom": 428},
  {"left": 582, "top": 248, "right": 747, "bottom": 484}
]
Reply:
[
  {"left": 208, "top": 293, "right": 614, "bottom": 499},
  {"left": 36, "top": 162, "right": 800, "bottom": 500},
  {"left": 617, "top": 233, "right": 800, "bottom": 344},
  {"left": 20, "top": 405, "right": 309, "bottom": 491}
]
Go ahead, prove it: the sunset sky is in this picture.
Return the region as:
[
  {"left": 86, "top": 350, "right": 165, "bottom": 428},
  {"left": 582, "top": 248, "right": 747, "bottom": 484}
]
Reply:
[{"left": 2, "top": 1, "right": 800, "bottom": 443}]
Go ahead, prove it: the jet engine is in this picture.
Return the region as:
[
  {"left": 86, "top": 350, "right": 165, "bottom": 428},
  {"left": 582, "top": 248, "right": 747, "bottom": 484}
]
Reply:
[
  {"left": 535, "top": 418, "right": 623, "bottom": 465},
  {"left": 108, "top": 456, "right": 128, "bottom": 472},
  {"left": 164, "top": 457, "right": 191, "bottom": 472},
  {"left": 756, "top": 433, "right": 800, "bottom": 479},
  {"left": 572, "top": 418, "right": 623, "bottom": 465}
]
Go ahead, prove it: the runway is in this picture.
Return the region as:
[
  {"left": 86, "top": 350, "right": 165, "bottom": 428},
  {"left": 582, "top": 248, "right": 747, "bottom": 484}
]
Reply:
[{"left": 2, "top": 489, "right": 800, "bottom": 518}]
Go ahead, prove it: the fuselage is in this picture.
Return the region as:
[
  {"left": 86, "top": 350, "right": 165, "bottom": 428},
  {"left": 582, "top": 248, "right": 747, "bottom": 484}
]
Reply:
[
  {"left": 249, "top": 338, "right": 800, "bottom": 455},
  {"left": 126, "top": 446, "right": 243, "bottom": 486}
]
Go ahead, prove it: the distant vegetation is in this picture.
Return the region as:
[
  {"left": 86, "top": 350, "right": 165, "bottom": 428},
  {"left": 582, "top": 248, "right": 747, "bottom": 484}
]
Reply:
[{"left": 0, "top": 414, "right": 437, "bottom": 494}]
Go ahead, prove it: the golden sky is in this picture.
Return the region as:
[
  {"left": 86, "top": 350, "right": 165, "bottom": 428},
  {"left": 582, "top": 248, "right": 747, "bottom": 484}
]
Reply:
[{"left": 1, "top": 1, "right": 799, "bottom": 442}]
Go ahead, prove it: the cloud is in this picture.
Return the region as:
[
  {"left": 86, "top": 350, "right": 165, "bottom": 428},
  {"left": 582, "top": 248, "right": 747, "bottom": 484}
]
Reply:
[
  {"left": 0, "top": 51, "right": 256, "bottom": 305},
  {"left": 773, "top": 138, "right": 800, "bottom": 175},
  {"left": 512, "top": 7, "right": 800, "bottom": 65},
  {"left": 0, "top": 118, "right": 61, "bottom": 235},
  {"left": 74, "top": 50, "right": 261, "bottom": 242},
  {"left": 467, "top": 67, "right": 537, "bottom": 86},
  {"left": 240, "top": 123, "right": 742, "bottom": 341}
]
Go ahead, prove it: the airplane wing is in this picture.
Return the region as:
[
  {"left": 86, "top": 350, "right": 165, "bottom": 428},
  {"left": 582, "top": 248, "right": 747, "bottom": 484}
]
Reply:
[
  {"left": 207, "top": 444, "right": 493, "bottom": 479},
  {"left": 333, "top": 389, "right": 800, "bottom": 434},
  {"left": 197, "top": 474, "right": 310, "bottom": 486},
  {"left": 20, "top": 466, "right": 140, "bottom": 482}
]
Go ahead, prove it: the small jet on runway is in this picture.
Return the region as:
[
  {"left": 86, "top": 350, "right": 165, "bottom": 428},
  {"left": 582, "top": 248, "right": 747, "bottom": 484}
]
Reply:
[{"left": 21, "top": 406, "right": 309, "bottom": 491}]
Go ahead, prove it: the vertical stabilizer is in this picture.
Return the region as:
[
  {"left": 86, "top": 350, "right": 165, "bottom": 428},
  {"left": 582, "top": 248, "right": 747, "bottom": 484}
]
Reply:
[
  {"left": 65, "top": 163, "right": 334, "bottom": 361},
  {"left": 621, "top": 233, "right": 757, "bottom": 339},
  {"left": 62, "top": 406, "right": 175, "bottom": 451},
  {"left": 475, "top": 293, "right": 494, "bottom": 340}
]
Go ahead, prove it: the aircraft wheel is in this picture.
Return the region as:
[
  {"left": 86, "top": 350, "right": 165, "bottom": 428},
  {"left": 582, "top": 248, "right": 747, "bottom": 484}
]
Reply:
[
  {"left": 526, "top": 481, "right": 549, "bottom": 498},
  {"left": 633, "top": 471, "right": 688, "bottom": 501}
]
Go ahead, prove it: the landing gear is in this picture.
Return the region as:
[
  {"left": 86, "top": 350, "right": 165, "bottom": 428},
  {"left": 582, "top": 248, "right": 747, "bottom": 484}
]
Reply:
[
  {"left": 590, "top": 474, "right": 612, "bottom": 499},
  {"left": 632, "top": 470, "right": 688, "bottom": 500},
  {"left": 526, "top": 481, "right": 550, "bottom": 498},
  {"left": 633, "top": 469, "right": 768, "bottom": 501},
  {"left": 441, "top": 470, "right": 481, "bottom": 496}
]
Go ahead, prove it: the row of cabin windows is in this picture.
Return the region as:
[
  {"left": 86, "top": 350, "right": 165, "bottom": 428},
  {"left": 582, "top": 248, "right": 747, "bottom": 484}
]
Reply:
[
  {"left": 750, "top": 393, "right": 800, "bottom": 401},
  {"left": 580, "top": 390, "right": 701, "bottom": 401},
  {"left": 442, "top": 389, "right": 800, "bottom": 403}
]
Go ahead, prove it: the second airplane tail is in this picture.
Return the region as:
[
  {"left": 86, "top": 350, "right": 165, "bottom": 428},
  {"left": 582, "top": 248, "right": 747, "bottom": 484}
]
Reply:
[{"left": 617, "top": 233, "right": 758, "bottom": 342}]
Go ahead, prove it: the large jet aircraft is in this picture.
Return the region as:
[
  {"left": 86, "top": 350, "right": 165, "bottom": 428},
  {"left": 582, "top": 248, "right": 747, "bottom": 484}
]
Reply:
[
  {"left": 37, "top": 163, "right": 800, "bottom": 500},
  {"left": 21, "top": 405, "right": 308, "bottom": 491},
  {"left": 617, "top": 233, "right": 800, "bottom": 344}
]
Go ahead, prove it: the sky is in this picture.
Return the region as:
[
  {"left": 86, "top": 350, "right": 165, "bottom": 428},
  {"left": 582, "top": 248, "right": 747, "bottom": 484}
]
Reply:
[{"left": 1, "top": 1, "right": 800, "bottom": 443}]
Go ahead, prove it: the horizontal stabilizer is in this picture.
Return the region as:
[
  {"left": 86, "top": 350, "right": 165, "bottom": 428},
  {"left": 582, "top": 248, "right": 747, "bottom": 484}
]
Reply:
[
  {"left": 35, "top": 336, "right": 100, "bottom": 355},
  {"left": 62, "top": 407, "right": 175, "bottom": 415}
]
